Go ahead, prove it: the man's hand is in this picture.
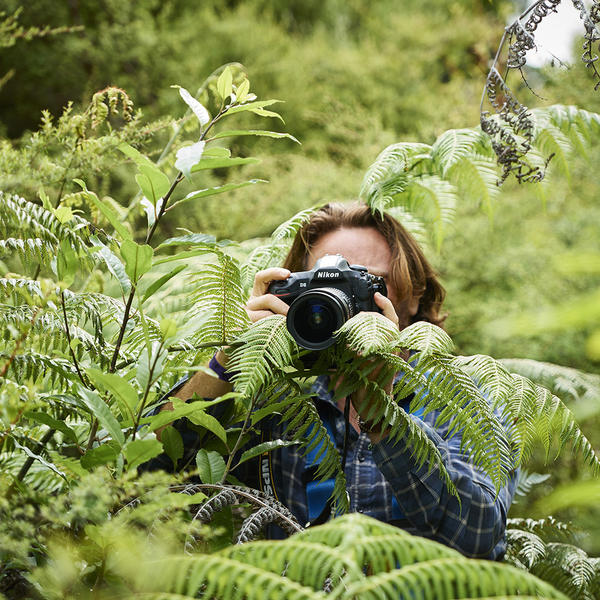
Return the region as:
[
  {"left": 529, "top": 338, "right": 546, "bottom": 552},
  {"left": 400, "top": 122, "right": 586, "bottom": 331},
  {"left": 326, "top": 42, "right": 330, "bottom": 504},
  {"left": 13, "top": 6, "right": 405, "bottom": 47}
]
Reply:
[{"left": 246, "top": 267, "right": 291, "bottom": 322}]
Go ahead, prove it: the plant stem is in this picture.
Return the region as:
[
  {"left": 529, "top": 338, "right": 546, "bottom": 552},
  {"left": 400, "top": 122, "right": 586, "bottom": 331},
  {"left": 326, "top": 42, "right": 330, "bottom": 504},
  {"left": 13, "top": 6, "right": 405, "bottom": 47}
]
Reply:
[
  {"left": 220, "top": 396, "right": 256, "bottom": 484},
  {"left": 15, "top": 426, "right": 56, "bottom": 482},
  {"left": 61, "top": 291, "right": 89, "bottom": 388}
]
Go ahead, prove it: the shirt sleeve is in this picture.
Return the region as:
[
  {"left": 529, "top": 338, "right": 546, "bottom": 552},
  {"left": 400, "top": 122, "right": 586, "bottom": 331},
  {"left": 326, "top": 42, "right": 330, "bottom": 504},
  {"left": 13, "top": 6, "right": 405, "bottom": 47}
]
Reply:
[{"left": 371, "top": 413, "right": 518, "bottom": 560}]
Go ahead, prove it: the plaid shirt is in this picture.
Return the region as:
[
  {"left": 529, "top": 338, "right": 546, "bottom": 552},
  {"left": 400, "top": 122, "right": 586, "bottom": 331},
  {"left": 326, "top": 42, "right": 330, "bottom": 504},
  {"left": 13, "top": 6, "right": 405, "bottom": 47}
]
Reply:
[
  {"left": 147, "top": 373, "right": 517, "bottom": 560},
  {"left": 259, "top": 376, "right": 517, "bottom": 560}
]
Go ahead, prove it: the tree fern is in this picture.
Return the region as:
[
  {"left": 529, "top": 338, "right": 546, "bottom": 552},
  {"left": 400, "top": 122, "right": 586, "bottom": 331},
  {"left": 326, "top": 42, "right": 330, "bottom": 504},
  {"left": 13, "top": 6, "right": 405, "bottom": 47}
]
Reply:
[{"left": 186, "top": 252, "right": 250, "bottom": 346}]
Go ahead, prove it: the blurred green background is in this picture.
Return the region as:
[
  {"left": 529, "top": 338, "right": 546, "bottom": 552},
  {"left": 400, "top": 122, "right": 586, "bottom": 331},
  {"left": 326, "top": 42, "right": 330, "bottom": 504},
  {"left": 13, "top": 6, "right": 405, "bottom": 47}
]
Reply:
[{"left": 1, "top": 0, "right": 599, "bottom": 541}]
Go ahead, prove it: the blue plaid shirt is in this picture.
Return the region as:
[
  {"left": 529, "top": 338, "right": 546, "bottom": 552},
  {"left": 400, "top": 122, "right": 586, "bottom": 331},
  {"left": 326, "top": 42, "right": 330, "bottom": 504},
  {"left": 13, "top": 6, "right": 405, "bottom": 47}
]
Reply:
[
  {"left": 261, "top": 376, "right": 517, "bottom": 560},
  {"left": 146, "top": 372, "right": 517, "bottom": 560}
]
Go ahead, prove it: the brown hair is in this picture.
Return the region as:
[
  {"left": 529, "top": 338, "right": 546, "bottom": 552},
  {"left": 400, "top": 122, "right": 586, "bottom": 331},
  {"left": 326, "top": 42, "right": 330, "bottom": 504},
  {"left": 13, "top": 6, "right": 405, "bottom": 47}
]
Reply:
[{"left": 282, "top": 202, "right": 447, "bottom": 327}]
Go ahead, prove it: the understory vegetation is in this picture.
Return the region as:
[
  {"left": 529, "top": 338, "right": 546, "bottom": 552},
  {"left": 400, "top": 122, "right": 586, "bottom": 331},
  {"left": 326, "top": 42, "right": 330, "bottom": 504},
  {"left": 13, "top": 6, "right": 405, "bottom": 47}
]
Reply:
[{"left": 1, "top": 1, "right": 600, "bottom": 599}]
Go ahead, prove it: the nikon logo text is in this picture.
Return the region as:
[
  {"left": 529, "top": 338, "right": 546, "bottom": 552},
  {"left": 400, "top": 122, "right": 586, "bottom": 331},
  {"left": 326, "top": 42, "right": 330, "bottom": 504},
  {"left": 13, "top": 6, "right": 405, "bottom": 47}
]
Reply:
[{"left": 316, "top": 271, "right": 340, "bottom": 278}]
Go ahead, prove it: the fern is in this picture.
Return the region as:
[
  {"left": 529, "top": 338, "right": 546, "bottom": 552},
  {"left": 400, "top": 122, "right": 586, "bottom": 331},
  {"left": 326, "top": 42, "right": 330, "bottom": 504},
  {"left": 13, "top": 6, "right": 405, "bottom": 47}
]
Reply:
[{"left": 187, "top": 252, "right": 250, "bottom": 346}]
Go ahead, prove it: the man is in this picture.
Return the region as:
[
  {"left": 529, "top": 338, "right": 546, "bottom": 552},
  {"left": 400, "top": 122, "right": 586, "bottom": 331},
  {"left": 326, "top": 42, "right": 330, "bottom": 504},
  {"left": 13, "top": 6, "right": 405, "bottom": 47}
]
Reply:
[{"left": 154, "top": 202, "right": 516, "bottom": 560}]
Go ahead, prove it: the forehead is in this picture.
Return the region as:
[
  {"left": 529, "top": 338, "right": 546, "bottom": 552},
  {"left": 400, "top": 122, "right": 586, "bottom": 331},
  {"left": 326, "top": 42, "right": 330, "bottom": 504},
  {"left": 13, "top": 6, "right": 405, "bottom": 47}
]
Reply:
[{"left": 307, "top": 227, "right": 392, "bottom": 275}]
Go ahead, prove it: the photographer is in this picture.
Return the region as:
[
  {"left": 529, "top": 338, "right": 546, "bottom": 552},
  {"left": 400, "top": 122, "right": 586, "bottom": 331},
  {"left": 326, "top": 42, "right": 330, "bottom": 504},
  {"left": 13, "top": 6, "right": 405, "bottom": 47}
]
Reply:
[{"left": 154, "top": 202, "right": 517, "bottom": 560}]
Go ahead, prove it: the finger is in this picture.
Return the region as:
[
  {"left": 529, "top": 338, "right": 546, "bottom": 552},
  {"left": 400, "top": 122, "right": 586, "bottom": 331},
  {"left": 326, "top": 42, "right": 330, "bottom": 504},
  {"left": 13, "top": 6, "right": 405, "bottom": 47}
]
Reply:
[
  {"left": 374, "top": 292, "right": 399, "bottom": 326},
  {"left": 252, "top": 268, "right": 291, "bottom": 297},
  {"left": 247, "top": 294, "right": 290, "bottom": 317}
]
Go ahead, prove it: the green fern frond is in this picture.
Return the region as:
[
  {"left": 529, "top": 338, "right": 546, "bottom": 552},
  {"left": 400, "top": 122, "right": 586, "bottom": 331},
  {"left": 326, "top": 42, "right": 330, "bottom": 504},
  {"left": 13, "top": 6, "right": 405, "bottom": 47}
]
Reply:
[
  {"left": 2, "top": 351, "right": 77, "bottom": 389},
  {"left": 385, "top": 206, "right": 429, "bottom": 247},
  {"left": 336, "top": 312, "right": 400, "bottom": 355},
  {"left": 228, "top": 315, "right": 298, "bottom": 398},
  {"left": 413, "top": 354, "right": 513, "bottom": 489},
  {"left": 150, "top": 554, "right": 326, "bottom": 599},
  {"left": 220, "top": 540, "right": 358, "bottom": 591},
  {"left": 445, "top": 154, "right": 500, "bottom": 216},
  {"left": 241, "top": 241, "right": 290, "bottom": 293},
  {"left": 430, "top": 128, "right": 488, "bottom": 176},
  {"left": 360, "top": 142, "right": 432, "bottom": 215},
  {"left": 512, "top": 470, "right": 551, "bottom": 503},
  {"left": 344, "top": 556, "right": 568, "bottom": 600},
  {"left": 451, "top": 354, "right": 514, "bottom": 409},
  {"left": 187, "top": 253, "right": 250, "bottom": 346},
  {"left": 534, "top": 123, "right": 572, "bottom": 179},
  {"left": 0, "top": 236, "right": 56, "bottom": 264},
  {"left": 270, "top": 205, "right": 320, "bottom": 243},
  {"left": 0, "top": 277, "right": 44, "bottom": 301},
  {"left": 395, "top": 321, "right": 454, "bottom": 355},
  {"left": 507, "top": 517, "right": 574, "bottom": 544},
  {"left": 506, "top": 528, "right": 547, "bottom": 568},
  {"left": 498, "top": 358, "right": 600, "bottom": 404}
]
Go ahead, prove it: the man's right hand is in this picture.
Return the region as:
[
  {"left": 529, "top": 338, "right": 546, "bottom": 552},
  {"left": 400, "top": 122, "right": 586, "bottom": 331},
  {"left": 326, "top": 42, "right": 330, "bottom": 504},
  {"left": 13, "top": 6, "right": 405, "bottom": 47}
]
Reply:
[{"left": 245, "top": 267, "right": 291, "bottom": 323}]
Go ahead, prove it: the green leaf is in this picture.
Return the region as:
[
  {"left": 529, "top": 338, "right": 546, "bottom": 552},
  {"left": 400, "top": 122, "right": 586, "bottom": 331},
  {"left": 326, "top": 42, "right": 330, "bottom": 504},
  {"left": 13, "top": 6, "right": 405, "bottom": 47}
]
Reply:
[
  {"left": 81, "top": 443, "right": 119, "bottom": 470},
  {"left": 175, "top": 141, "right": 206, "bottom": 178},
  {"left": 176, "top": 86, "right": 210, "bottom": 126},
  {"left": 153, "top": 247, "right": 222, "bottom": 266},
  {"left": 156, "top": 234, "right": 217, "bottom": 249},
  {"left": 161, "top": 426, "right": 184, "bottom": 469},
  {"left": 12, "top": 439, "right": 67, "bottom": 480},
  {"left": 93, "top": 241, "right": 131, "bottom": 295},
  {"left": 121, "top": 239, "right": 153, "bottom": 283},
  {"left": 190, "top": 156, "right": 259, "bottom": 172},
  {"left": 236, "top": 78, "right": 250, "bottom": 103},
  {"left": 186, "top": 411, "right": 227, "bottom": 444},
  {"left": 196, "top": 449, "right": 226, "bottom": 483},
  {"left": 79, "top": 388, "right": 125, "bottom": 447},
  {"left": 216, "top": 66, "right": 233, "bottom": 101},
  {"left": 24, "top": 411, "right": 78, "bottom": 444},
  {"left": 117, "top": 142, "right": 156, "bottom": 168},
  {"left": 135, "top": 164, "right": 171, "bottom": 204},
  {"left": 56, "top": 238, "right": 77, "bottom": 286},
  {"left": 249, "top": 107, "right": 284, "bottom": 122},
  {"left": 74, "top": 179, "right": 132, "bottom": 241},
  {"left": 136, "top": 341, "right": 166, "bottom": 392},
  {"left": 168, "top": 180, "right": 267, "bottom": 211},
  {"left": 123, "top": 438, "right": 163, "bottom": 471},
  {"left": 86, "top": 368, "right": 137, "bottom": 424},
  {"left": 225, "top": 99, "right": 282, "bottom": 116},
  {"left": 209, "top": 129, "right": 299, "bottom": 143},
  {"left": 141, "top": 264, "right": 186, "bottom": 304},
  {"left": 238, "top": 439, "right": 298, "bottom": 466}
]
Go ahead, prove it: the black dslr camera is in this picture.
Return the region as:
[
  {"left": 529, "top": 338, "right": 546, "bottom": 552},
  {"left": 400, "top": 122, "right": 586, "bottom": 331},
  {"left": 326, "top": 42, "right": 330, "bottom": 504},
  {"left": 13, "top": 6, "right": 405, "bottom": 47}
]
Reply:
[{"left": 268, "top": 254, "right": 387, "bottom": 350}]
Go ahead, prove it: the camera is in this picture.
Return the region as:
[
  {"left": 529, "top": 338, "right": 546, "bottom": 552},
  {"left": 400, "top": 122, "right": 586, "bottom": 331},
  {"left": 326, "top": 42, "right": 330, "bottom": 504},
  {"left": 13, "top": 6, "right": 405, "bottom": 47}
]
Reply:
[{"left": 268, "top": 254, "right": 387, "bottom": 350}]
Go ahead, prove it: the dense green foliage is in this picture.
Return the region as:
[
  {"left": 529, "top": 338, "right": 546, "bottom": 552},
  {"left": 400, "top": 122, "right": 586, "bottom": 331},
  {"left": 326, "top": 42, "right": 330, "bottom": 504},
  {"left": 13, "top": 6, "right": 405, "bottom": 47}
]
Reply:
[{"left": 1, "top": 1, "right": 600, "bottom": 599}]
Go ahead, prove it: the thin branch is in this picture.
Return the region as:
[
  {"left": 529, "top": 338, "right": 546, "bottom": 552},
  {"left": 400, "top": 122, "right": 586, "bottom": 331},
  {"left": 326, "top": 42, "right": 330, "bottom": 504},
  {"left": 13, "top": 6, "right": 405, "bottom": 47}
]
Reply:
[{"left": 61, "top": 291, "right": 89, "bottom": 388}]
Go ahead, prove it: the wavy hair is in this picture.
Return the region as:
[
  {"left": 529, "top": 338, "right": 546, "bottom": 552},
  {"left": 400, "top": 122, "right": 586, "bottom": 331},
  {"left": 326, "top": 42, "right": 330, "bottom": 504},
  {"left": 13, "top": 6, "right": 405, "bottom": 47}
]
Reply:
[{"left": 282, "top": 202, "right": 446, "bottom": 327}]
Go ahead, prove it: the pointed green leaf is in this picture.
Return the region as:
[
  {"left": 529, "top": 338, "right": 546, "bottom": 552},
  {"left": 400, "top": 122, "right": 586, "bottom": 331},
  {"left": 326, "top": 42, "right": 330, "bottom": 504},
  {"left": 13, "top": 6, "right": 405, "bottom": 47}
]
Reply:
[
  {"left": 209, "top": 130, "right": 299, "bottom": 143},
  {"left": 175, "top": 141, "right": 206, "bottom": 178},
  {"left": 190, "top": 156, "right": 259, "bottom": 172},
  {"left": 225, "top": 99, "right": 282, "bottom": 116},
  {"left": 216, "top": 66, "right": 233, "bottom": 101},
  {"left": 121, "top": 240, "right": 153, "bottom": 283},
  {"left": 117, "top": 143, "right": 156, "bottom": 168},
  {"left": 196, "top": 449, "right": 226, "bottom": 483},
  {"left": 12, "top": 440, "right": 66, "bottom": 480},
  {"left": 135, "top": 164, "right": 171, "bottom": 204},
  {"left": 236, "top": 78, "right": 250, "bottom": 103},
  {"left": 74, "top": 179, "right": 132, "bottom": 241},
  {"left": 93, "top": 242, "right": 131, "bottom": 295},
  {"left": 250, "top": 107, "right": 284, "bottom": 122},
  {"left": 141, "top": 264, "right": 186, "bottom": 304},
  {"left": 25, "top": 411, "right": 78, "bottom": 444},
  {"left": 168, "top": 179, "right": 267, "bottom": 211},
  {"left": 86, "top": 368, "right": 137, "bottom": 424},
  {"left": 123, "top": 438, "right": 163, "bottom": 471},
  {"left": 238, "top": 439, "right": 298, "bottom": 466},
  {"left": 79, "top": 389, "right": 125, "bottom": 447},
  {"left": 161, "top": 426, "right": 184, "bottom": 469},
  {"left": 81, "top": 443, "right": 119, "bottom": 470}
]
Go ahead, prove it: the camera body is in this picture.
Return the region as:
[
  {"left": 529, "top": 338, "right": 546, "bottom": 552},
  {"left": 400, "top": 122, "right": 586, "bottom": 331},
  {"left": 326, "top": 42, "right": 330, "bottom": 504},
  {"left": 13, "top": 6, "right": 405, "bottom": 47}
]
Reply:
[{"left": 268, "top": 254, "right": 387, "bottom": 350}]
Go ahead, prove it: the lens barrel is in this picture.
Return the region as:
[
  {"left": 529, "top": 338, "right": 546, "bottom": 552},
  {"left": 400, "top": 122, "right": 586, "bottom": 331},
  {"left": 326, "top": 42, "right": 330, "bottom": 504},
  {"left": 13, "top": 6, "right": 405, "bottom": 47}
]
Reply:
[{"left": 286, "top": 288, "right": 354, "bottom": 350}]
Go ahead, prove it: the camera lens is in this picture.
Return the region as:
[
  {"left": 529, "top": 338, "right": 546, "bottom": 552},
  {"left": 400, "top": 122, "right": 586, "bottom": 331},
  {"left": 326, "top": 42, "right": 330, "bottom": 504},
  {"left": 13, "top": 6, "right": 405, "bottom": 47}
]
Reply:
[{"left": 287, "top": 288, "right": 353, "bottom": 350}]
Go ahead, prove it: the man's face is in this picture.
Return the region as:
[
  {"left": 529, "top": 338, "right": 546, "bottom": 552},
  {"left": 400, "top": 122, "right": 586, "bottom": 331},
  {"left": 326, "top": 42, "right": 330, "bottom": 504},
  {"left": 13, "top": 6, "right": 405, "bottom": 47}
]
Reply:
[{"left": 306, "top": 226, "right": 417, "bottom": 329}]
